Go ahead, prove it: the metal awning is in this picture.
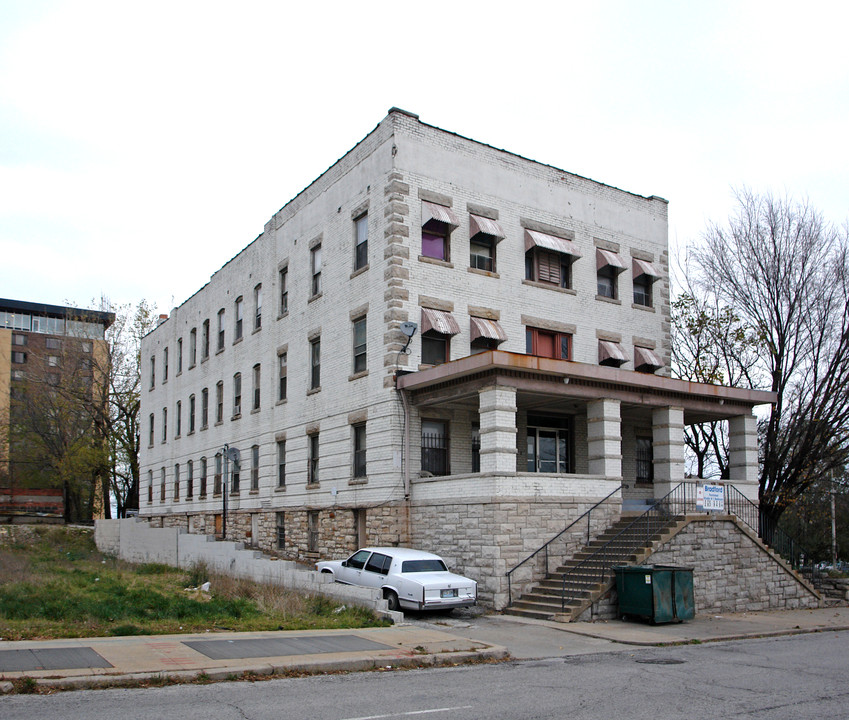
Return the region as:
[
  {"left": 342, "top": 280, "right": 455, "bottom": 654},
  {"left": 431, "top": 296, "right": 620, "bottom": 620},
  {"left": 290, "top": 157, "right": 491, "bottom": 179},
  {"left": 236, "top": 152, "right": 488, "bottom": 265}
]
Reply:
[
  {"left": 632, "top": 258, "right": 661, "bottom": 281},
  {"left": 524, "top": 229, "right": 581, "bottom": 257},
  {"left": 599, "top": 340, "right": 628, "bottom": 365},
  {"left": 422, "top": 201, "right": 460, "bottom": 230},
  {"left": 470, "top": 214, "right": 505, "bottom": 240},
  {"left": 634, "top": 346, "right": 663, "bottom": 370},
  {"left": 421, "top": 307, "right": 461, "bottom": 336},
  {"left": 470, "top": 317, "right": 507, "bottom": 343},
  {"left": 596, "top": 248, "right": 626, "bottom": 273}
]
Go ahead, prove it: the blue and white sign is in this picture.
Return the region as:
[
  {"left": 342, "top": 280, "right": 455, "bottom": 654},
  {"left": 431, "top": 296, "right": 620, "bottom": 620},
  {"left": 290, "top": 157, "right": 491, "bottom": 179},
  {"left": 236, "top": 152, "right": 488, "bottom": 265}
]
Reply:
[{"left": 698, "top": 483, "right": 725, "bottom": 511}]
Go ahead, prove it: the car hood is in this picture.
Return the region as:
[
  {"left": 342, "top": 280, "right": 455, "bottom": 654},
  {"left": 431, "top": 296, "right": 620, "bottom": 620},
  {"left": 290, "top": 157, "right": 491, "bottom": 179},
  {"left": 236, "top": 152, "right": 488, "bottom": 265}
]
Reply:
[{"left": 404, "top": 571, "right": 476, "bottom": 588}]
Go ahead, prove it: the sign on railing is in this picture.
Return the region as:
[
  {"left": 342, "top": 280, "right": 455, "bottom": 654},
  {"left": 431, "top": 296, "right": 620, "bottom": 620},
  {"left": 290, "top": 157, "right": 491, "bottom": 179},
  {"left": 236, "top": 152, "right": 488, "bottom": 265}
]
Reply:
[{"left": 697, "top": 483, "right": 725, "bottom": 512}]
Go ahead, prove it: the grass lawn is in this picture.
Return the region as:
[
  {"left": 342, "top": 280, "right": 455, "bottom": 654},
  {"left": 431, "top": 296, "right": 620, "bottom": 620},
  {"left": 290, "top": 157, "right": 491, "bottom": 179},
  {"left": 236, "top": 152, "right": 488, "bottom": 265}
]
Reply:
[{"left": 0, "top": 525, "right": 390, "bottom": 641}]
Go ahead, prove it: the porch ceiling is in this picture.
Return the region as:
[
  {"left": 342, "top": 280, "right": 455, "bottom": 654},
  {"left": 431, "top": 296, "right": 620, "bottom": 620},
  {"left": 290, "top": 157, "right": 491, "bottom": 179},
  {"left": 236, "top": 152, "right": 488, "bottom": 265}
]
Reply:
[{"left": 395, "top": 350, "right": 775, "bottom": 424}]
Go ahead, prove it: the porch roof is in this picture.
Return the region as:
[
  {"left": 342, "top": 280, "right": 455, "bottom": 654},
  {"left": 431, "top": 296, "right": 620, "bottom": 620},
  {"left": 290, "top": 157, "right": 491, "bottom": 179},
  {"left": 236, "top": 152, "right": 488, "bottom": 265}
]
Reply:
[{"left": 395, "top": 350, "right": 776, "bottom": 423}]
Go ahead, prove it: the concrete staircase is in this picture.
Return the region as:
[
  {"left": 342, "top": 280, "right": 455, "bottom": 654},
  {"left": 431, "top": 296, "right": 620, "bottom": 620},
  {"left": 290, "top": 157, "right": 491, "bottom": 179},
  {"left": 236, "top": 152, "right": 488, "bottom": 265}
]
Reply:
[{"left": 505, "top": 514, "right": 688, "bottom": 622}]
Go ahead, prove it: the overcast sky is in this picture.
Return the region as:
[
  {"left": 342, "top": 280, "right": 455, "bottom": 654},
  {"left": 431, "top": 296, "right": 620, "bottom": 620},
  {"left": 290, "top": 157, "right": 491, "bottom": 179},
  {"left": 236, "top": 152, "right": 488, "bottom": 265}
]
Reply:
[{"left": 1, "top": 1, "right": 847, "bottom": 315}]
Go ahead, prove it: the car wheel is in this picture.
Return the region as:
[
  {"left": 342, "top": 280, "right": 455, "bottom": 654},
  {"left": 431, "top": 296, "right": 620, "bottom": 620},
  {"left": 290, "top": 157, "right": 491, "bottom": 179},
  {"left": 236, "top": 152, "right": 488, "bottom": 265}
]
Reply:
[{"left": 384, "top": 590, "right": 400, "bottom": 611}]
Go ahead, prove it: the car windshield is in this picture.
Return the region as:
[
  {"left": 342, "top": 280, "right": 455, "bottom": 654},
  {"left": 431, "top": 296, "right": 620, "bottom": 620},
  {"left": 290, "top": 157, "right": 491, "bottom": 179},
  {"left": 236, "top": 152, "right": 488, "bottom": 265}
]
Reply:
[{"left": 401, "top": 559, "right": 448, "bottom": 573}]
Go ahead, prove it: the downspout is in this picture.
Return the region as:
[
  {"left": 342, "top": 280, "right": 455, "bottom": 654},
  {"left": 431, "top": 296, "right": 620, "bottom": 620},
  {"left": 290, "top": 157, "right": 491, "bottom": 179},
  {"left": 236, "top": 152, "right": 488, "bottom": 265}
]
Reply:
[{"left": 399, "top": 386, "right": 411, "bottom": 500}]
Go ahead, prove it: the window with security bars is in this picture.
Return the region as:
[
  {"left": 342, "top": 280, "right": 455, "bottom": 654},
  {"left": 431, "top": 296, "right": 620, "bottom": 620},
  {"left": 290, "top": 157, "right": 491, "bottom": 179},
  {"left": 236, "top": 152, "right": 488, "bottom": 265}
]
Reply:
[
  {"left": 421, "top": 420, "right": 449, "bottom": 476},
  {"left": 636, "top": 437, "right": 654, "bottom": 483}
]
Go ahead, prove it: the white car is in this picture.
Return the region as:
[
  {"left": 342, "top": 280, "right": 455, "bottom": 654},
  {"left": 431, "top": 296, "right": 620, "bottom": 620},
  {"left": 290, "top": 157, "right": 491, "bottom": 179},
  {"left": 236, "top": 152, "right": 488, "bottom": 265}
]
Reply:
[{"left": 316, "top": 547, "right": 477, "bottom": 612}]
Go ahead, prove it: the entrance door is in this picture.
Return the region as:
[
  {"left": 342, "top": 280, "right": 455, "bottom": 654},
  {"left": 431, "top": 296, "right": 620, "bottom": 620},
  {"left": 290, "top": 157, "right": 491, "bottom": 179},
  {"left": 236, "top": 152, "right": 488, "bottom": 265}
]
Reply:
[{"left": 527, "top": 419, "right": 572, "bottom": 473}]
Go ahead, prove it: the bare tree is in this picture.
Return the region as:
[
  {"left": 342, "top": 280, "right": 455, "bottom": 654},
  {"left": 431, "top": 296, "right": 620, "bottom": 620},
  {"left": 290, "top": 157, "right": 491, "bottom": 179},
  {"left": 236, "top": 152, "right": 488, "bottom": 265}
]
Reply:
[{"left": 690, "top": 189, "right": 849, "bottom": 527}]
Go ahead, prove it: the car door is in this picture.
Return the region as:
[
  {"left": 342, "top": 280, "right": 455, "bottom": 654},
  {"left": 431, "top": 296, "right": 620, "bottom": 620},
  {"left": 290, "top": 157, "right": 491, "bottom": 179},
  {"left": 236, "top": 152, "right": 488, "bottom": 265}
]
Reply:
[
  {"left": 361, "top": 552, "right": 392, "bottom": 588},
  {"left": 337, "top": 549, "right": 371, "bottom": 585}
]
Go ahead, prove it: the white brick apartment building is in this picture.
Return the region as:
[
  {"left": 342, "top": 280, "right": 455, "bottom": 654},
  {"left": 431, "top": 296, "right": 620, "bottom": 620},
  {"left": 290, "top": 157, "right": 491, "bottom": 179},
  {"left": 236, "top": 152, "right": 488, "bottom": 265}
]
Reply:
[{"left": 140, "top": 108, "right": 772, "bottom": 607}]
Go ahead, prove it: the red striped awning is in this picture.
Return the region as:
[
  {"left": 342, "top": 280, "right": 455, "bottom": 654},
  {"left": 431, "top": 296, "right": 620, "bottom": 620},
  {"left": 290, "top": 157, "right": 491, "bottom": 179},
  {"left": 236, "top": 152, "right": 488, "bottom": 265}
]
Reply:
[
  {"left": 596, "top": 248, "right": 626, "bottom": 273},
  {"left": 599, "top": 340, "right": 628, "bottom": 366},
  {"left": 470, "top": 214, "right": 505, "bottom": 240},
  {"left": 422, "top": 201, "right": 460, "bottom": 230},
  {"left": 470, "top": 317, "right": 507, "bottom": 344},
  {"left": 634, "top": 346, "right": 663, "bottom": 370},
  {"left": 632, "top": 258, "right": 661, "bottom": 280},
  {"left": 524, "top": 229, "right": 581, "bottom": 257},
  {"left": 421, "top": 307, "right": 461, "bottom": 336}
]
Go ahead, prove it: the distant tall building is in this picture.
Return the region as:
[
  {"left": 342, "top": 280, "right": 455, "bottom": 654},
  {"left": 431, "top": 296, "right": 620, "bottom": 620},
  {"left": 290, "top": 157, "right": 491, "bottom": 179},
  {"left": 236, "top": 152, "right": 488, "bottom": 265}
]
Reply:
[{"left": 0, "top": 298, "right": 114, "bottom": 522}]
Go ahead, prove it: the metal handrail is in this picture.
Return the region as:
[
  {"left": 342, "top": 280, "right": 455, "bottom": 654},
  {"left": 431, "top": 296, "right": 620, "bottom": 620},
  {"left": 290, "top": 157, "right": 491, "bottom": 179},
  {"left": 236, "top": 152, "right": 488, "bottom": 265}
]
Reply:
[
  {"left": 505, "top": 485, "right": 622, "bottom": 606},
  {"left": 558, "top": 482, "right": 696, "bottom": 612}
]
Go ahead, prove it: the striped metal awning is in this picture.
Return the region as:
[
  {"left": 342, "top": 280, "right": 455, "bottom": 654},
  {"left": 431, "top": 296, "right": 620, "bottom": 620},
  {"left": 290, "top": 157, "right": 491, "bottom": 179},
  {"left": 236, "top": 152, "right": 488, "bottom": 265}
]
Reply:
[
  {"left": 421, "top": 307, "right": 461, "bottom": 336},
  {"left": 599, "top": 340, "right": 628, "bottom": 365},
  {"left": 422, "top": 201, "right": 460, "bottom": 229},
  {"left": 632, "top": 258, "right": 661, "bottom": 280},
  {"left": 470, "top": 214, "right": 505, "bottom": 240},
  {"left": 524, "top": 229, "right": 581, "bottom": 257},
  {"left": 470, "top": 317, "right": 507, "bottom": 343},
  {"left": 596, "top": 248, "right": 626, "bottom": 273},
  {"left": 634, "top": 346, "right": 663, "bottom": 370}
]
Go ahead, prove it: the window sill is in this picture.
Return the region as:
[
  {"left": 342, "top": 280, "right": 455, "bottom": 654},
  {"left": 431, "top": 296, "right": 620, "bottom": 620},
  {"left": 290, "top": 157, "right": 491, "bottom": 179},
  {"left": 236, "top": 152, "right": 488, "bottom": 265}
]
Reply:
[
  {"left": 233, "top": 337, "right": 243, "bottom": 346},
  {"left": 252, "top": 325, "right": 262, "bottom": 335},
  {"left": 188, "top": 363, "right": 196, "bottom": 371},
  {"left": 348, "top": 370, "right": 369, "bottom": 382},
  {"left": 213, "top": 493, "right": 222, "bottom": 498},
  {"left": 350, "top": 264, "right": 369, "bottom": 279},
  {"left": 349, "top": 477, "right": 368, "bottom": 486},
  {"left": 201, "top": 424, "right": 208, "bottom": 431},
  {"left": 632, "top": 302, "right": 656, "bottom": 312},
  {"left": 277, "top": 311, "right": 289, "bottom": 320},
  {"left": 176, "top": 371, "right": 182, "bottom": 378},
  {"left": 468, "top": 267, "right": 499, "bottom": 279},
  {"left": 216, "top": 348, "right": 225, "bottom": 356},
  {"left": 198, "top": 494, "right": 207, "bottom": 500},
  {"left": 275, "top": 485, "right": 287, "bottom": 492},
  {"left": 276, "top": 398, "right": 288, "bottom": 406},
  {"left": 418, "top": 255, "right": 454, "bottom": 268},
  {"left": 308, "top": 292, "right": 323, "bottom": 304},
  {"left": 595, "top": 294, "right": 621, "bottom": 305},
  {"left": 215, "top": 420, "right": 223, "bottom": 427},
  {"left": 306, "top": 482, "right": 320, "bottom": 490},
  {"left": 201, "top": 356, "right": 209, "bottom": 364},
  {"left": 187, "top": 430, "right": 194, "bottom": 437},
  {"left": 251, "top": 407, "right": 261, "bottom": 415},
  {"left": 522, "top": 279, "right": 576, "bottom": 295},
  {"left": 306, "top": 386, "right": 321, "bottom": 396},
  {"left": 231, "top": 413, "right": 241, "bottom": 421},
  {"left": 249, "top": 490, "right": 259, "bottom": 495}
]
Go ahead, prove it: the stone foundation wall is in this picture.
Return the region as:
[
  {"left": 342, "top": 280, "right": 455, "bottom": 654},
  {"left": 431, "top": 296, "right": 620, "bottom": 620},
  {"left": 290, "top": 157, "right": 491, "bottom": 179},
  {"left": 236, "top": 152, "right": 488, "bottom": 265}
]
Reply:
[
  {"left": 411, "top": 496, "right": 621, "bottom": 608},
  {"left": 578, "top": 516, "right": 821, "bottom": 621}
]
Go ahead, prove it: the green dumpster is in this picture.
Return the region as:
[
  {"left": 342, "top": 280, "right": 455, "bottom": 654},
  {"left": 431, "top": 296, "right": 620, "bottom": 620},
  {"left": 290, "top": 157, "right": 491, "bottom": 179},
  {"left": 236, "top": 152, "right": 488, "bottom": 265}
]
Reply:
[{"left": 614, "top": 565, "right": 694, "bottom": 623}]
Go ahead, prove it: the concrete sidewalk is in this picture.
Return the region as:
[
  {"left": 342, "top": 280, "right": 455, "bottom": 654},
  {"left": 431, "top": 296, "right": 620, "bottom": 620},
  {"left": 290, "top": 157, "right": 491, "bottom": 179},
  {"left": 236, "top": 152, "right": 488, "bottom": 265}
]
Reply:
[{"left": 2, "top": 606, "right": 848, "bottom": 693}]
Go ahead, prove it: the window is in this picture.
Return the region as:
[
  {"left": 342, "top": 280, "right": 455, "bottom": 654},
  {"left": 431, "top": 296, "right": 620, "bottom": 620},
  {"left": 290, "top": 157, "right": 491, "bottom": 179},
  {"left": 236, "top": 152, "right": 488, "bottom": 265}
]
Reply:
[
  {"left": 175, "top": 400, "right": 182, "bottom": 437},
  {"left": 11, "top": 351, "right": 26, "bottom": 364},
  {"left": 45, "top": 337, "right": 61, "bottom": 350},
  {"left": 217, "top": 309, "right": 225, "bottom": 351},
  {"left": 634, "top": 346, "right": 663, "bottom": 374},
  {"left": 201, "top": 387, "right": 209, "bottom": 428},
  {"left": 636, "top": 436, "right": 654, "bottom": 483},
  {"left": 200, "top": 456, "right": 208, "bottom": 497},
  {"left": 421, "top": 420, "right": 449, "bottom": 476},
  {"left": 353, "top": 423, "right": 367, "bottom": 478},
  {"left": 234, "top": 296, "right": 243, "bottom": 341},
  {"left": 163, "top": 347, "right": 169, "bottom": 382},
  {"left": 308, "top": 433, "right": 319, "bottom": 485},
  {"left": 251, "top": 445, "right": 260, "bottom": 491},
  {"left": 470, "top": 317, "right": 507, "bottom": 354},
  {"left": 81, "top": 341, "right": 92, "bottom": 353},
  {"left": 310, "top": 337, "right": 320, "bottom": 390},
  {"left": 599, "top": 340, "right": 628, "bottom": 368},
  {"left": 526, "top": 327, "right": 571, "bottom": 360},
  {"left": 189, "top": 394, "right": 196, "bottom": 433},
  {"left": 470, "top": 234, "right": 495, "bottom": 272},
  {"left": 147, "top": 470, "right": 153, "bottom": 503},
  {"left": 278, "top": 352, "right": 288, "bottom": 401},
  {"left": 254, "top": 284, "right": 262, "bottom": 330},
  {"left": 216, "top": 381, "right": 224, "bottom": 423},
  {"left": 148, "top": 413, "right": 154, "bottom": 446},
  {"left": 233, "top": 373, "right": 242, "bottom": 416},
  {"left": 160, "top": 467, "right": 166, "bottom": 502},
  {"left": 308, "top": 511, "right": 319, "bottom": 552},
  {"left": 161, "top": 407, "right": 167, "bottom": 442},
  {"left": 150, "top": 356, "right": 155, "bottom": 388},
  {"left": 276, "top": 512, "right": 285, "bottom": 549},
  {"left": 232, "top": 458, "right": 240, "bottom": 494},
  {"left": 214, "top": 453, "right": 222, "bottom": 495},
  {"left": 597, "top": 271, "right": 616, "bottom": 298},
  {"left": 421, "top": 332, "right": 449, "bottom": 365},
  {"left": 527, "top": 417, "right": 573, "bottom": 473},
  {"left": 47, "top": 373, "right": 60, "bottom": 386},
  {"left": 310, "top": 244, "right": 322, "bottom": 296},
  {"left": 189, "top": 328, "right": 197, "bottom": 367},
  {"left": 277, "top": 440, "right": 286, "bottom": 488},
  {"left": 47, "top": 355, "right": 59, "bottom": 367},
  {"left": 526, "top": 248, "right": 573, "bottom": 288},
  {"left": 421, "top": 201, "right": 458, "bottom": 262},
  {"left": 186, "top": 460, "right": 194, "bottom": 498},
  {"left": 10, "top": 369, "right": 24, "bottom": 380},
  {"left": 279, "top": 267, "right": 288, "bottom": 314},
  {"left": 597, "top": 248, "right": 625, "bottom": 299},
  {"left": 354, "top": 213, "right": 368, "bottom": 270},
  {"left": 202, "top": 319, "right": 210, "bottom": 359},
  {"left": 12, "top": 333, "right": 26, "bottom": 346},
  {"left": 177, "top": 338, "right": 183, "bottom": 373},
  {"left": 633, "top": 275, "right": 652, "bottom": 306},
  {"left": 471, "top": 424, "right": 481, "bottom": 473},
  {"left": 252, "top": 364, "right": 261, "bottom": 411},
  {"left": 352, "top": 317, "right": 367, "bottom": 374}
]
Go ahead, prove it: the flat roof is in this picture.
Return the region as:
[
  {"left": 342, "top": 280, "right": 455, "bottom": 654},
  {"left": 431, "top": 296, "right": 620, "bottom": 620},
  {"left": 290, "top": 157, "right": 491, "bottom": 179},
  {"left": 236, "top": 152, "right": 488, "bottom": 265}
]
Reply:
[{"left": 0, "top": 298, "right": 115, "bottom": 327}]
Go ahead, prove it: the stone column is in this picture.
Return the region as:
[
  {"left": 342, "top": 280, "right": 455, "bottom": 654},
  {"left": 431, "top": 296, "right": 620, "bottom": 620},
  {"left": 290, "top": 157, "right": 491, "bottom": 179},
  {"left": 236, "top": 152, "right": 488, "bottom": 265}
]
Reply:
[
  {"left": 728, "top": 413, "right": 759, "bottom": 502},
  {"left": 586, "top": 398, "right": 622, "bottom": 479},
  {"left": 652, "top": 406, "right": 685, "bottom": 498},
  {"left": 478, "top": 385, "right": 517, "bottom": 474}
]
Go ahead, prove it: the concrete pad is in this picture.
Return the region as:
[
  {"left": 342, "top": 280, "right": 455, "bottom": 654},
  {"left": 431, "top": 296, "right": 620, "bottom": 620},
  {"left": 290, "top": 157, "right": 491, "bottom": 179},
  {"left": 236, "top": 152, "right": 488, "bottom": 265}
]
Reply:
[
  {"left": 183, "top": 635, "right": 392, "bottom": 660},
  {"left": 0, "top": 647, "right": 112, "bottom": 672}
]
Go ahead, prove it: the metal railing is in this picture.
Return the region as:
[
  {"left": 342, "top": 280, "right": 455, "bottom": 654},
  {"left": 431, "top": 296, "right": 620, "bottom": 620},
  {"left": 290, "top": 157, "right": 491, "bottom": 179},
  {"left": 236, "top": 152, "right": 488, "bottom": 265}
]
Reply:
[
  {"left": 558, "top": 482, "right": 695, "bottom": 611},
  {"left": 505, "top": 485, "right": 622, "bottom": 605}
]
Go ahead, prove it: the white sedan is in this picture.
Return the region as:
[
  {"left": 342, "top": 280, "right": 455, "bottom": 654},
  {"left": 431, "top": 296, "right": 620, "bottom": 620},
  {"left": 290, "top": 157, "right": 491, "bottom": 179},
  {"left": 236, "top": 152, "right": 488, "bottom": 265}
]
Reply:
[{"left": 316, "top": 547, "right": 477, "bottom": 612}]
